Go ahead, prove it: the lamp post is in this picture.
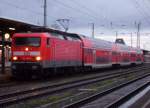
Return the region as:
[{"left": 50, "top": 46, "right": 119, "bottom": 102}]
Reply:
[
  {"left": 1, "top": 31, "right": 10, "bottom": 74},
  {"left": 1, "top": 31, "right": 5, "bottom": 74},
  {"left": 130, "top": 33, "right": 133, "bottom": 47},
  {"left": 115, "top": 31, "right": 118, "bottom": 39}
]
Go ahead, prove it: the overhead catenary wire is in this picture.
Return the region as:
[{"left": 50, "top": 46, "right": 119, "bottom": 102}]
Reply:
[
  {"left": 68, "top": 0, "right": 114, "bottom": 32},
  {"left": 1, "top": 0, "right": 150, "bottom": 35},
  {"left": 44, "top": 0, "right": 94, "bottom": 29},
  {"left": 0, "top": 0, "right": 59, "bottom": 20},
  {"left": 50, "top": 0, "right": 101, "bottom": 21},
  {"left": 50, "top": 0, "right": 119, "bottom": 34},
  {"left": 143, "top": 0, "right": 150, "bottom": 17},
  {"left": 0, "top": 0, "right": 43, "bottom": 16},
  {"left": 131, "top": 0, "right": 150, "bottom": 25},
  {"left": 68, "top": 0, "right": 109, "bottom": 23},
  {"left": 0, "top": 0, "right": 92, "bottom": 29}
]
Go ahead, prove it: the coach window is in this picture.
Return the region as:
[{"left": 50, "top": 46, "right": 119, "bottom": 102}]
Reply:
[
  {"left": 112, "top": 51, "right": 117, "bottom": 55},
  {"left": 131, "top": 54, "right": 136, "bottom": 57},
  {"left": 47, "top": 38, "right": 50, "bottom": 47}
]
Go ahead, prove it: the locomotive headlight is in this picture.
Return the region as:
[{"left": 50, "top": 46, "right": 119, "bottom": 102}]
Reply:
[
  {"left": 35, "top": 56, "right": 41, "bottom": 61},
  {"left": 25, "top": 47, "right": 29, "bottom": 51},
  {"left": 13, "top": 56, "right": 18, "bottom": 61}
]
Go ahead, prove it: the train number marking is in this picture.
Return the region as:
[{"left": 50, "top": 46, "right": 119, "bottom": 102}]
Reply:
[{"left": 24, "top": 52, "right": 30, "bottom": 55}]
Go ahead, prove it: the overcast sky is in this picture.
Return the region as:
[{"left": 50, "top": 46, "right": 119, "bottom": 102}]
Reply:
[{"left": 0, "top": 0, "right": 150, "bottom": 49}]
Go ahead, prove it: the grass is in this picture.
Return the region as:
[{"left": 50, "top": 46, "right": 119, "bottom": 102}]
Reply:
[{"left": 10, "top": 91, "right": 75, "bottom": 108}]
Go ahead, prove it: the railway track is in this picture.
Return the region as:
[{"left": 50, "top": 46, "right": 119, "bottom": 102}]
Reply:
[
  {"left": 0, "top": 64, "right": 146, "bottom": 89},
  {"left": 0, "top": 82, "right": 18, "bottom": 88},
  {"left": 0, "top": 65, "right": 149, "bottom": 107},
  {"left": 105, "top": 82, "right": 150, "bottom": 108},
  {"left": 0, "top": 65, "right": 138, "bottom": 88},
  {"left": 0, "top": 65, "right": 145, "bottom": 89},
  {"left": 63, "top": 72, "right": 150, "bottom": 108},
  {"left": 0, "top": 67, "right": 11, "bottom": 83}
]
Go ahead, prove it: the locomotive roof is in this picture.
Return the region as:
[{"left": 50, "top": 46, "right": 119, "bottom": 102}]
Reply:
[{"left": 29, "top": 26, "right": 81, "bottom": 39}]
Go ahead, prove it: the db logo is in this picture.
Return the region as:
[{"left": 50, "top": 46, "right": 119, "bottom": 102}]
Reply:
[{"left": 24, "top": 52, "right": 30, "bottom": 55}]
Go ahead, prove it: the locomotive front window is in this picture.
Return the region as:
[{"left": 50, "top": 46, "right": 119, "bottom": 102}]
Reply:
[{"left": 14, "top": 37, "right": 41, "bottom": 47}]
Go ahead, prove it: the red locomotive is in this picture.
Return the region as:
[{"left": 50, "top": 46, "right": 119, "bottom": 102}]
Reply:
[{"left": 11, "top": 30, "right": 143, "bottom": 79}]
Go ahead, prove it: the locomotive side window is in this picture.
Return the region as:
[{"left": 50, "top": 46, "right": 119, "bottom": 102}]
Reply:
[
  {"left": 57, "top": 34, "right": 65, "bottom": 40},
  {"left": 66, "top": 36, "right": 80, "bottom": 41},
  {"left": 51, "top": 33, "right": 65, "bottom": 40},
  {"left": 47, "top": 38, "right": 50, "bottom": 47},
  {"left": 66, "top": 36, "right": 73, "bottom": 41},
  {"left": 71, "top": 37, "right": 80, "bottom": 41},
  {"left": 14, "top": 37, "right": 41, "bottom": 47}
]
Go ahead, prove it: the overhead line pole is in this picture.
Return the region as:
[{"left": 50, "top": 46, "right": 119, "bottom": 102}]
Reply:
[
  {"left": 138, "top": 22, "right": 141, "bottom": 48},
  {"left": 44, "top": 0, "right": 47, "bottom": 27},
  {"left": 137, "top": 22, "right": 141, "bottom": 48},
  {"left": 0, "top": 30, "right": 5, "bottom": 74},
  {"left": 116, "top": 31, "right": 118, "bottom": 40},
  {"left": 130, "top": 33, "right": 133, "bottom": 47},
  {"left": 91, "top": 23, "right": 95, "bottom": 38}
]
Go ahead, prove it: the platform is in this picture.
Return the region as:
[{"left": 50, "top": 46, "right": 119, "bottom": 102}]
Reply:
[
  {"left": 0, "top": 62, "right": 11, "bottom": 68},
  {"left": 0, "top": 62, "right": 11, "bottom": 82}
]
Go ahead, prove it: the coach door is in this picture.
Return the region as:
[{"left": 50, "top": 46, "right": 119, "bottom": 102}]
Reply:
[{"left": 93, "top": 49, "right": 96, "bottom": 65}]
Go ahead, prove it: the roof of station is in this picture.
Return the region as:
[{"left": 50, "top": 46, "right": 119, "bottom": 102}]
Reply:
[
  {"left": 0, "top": 18, "right": 81, "bottom": 46},
  {"left": 0, "top": 17, "right": 78, "bottom": 36},
  {"left": 0, "top": 18, "right": 39, "bottom": 32},
  {"left": 0, "top": 17, "right": 41, "bottom": 46}
]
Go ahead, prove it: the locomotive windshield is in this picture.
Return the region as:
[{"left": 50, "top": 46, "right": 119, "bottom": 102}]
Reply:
[{"left": 14, "top": 37, "right": 41, "bottom": 47}]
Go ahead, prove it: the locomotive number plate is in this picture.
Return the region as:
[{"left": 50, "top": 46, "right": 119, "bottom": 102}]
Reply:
[{"left": 24, "top": 52, "right": 30, "bottom": 55}]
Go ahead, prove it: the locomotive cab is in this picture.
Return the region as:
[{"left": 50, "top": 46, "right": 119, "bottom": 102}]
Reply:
[
  {"left": 11, "top": 33, "right": 46, "bottom": 78},
  {"left": 11, "top": 32, "right": 83, "bottom": 79}
]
